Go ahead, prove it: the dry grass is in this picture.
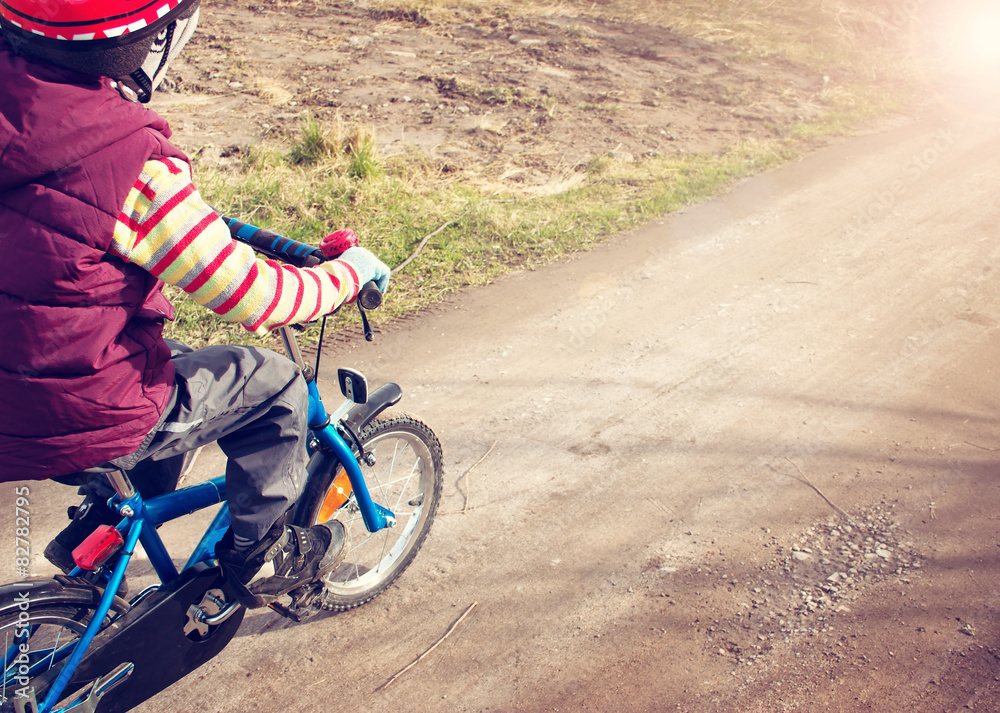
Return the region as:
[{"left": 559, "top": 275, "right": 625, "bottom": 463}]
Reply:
[{"left": 253, "top": 76, "right": 294, "bottom": 106}]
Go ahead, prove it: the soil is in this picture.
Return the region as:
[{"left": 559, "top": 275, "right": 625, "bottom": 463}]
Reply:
[
  {"left": 9, "top": 3, "right": 1000, "bottom": 713},
  {"left": 157, "top": 0, "right": 829, "bottom": 185}
]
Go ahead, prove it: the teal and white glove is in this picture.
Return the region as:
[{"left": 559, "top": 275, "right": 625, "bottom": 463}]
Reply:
[{"left": 338, "top": 246, "right": 391, "bottom": 294}]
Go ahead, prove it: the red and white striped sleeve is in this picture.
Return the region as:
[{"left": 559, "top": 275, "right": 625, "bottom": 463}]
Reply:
[{"left": 110, "top": 157, "right": 363, "bottom": 334}]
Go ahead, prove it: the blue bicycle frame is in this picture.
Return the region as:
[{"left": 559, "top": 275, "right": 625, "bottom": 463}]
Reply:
[{"left": 29, "top": 325, "right": 394, "bottom": 713}]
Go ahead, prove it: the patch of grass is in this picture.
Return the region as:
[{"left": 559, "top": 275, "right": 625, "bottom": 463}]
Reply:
[
  {"left": 288, "top": 115, "right": 337, "bottom": 166},
  {"left": 344, "top": 125, "right": 382, "bottom": 179},
  {"left": 790, "top": 82, "right": 910, "bottom": 141},
  {"left": 286, "top": 115, "right": 383, "bottom": 177}
]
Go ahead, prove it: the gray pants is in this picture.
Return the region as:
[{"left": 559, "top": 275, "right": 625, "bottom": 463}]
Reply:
[{"left": 107, "top": 342, "right": 309, "bottom": 544}]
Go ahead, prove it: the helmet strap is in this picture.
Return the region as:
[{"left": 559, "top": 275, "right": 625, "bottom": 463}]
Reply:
[
  {"left": 128, "top": 20, "right": 176, "bottom": 103},
  {"left": 128, "top": 69, "right": 154, "bottom": 103}
]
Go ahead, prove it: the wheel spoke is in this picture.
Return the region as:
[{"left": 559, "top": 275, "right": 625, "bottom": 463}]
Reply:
[
  {"left": 369, "top": 469, "right": 417, "bottom": 491},
  {"left": 376, "top": 528, "right": 390, "bottom": 574},
  {"left": 3, "top": 629, "right": 9, "bottom": 703},
  {"left": 47, "top": 628, "right": 63, "bottom": 671},
  {"left": 348, "top": 528, "right": 378, "bottom": 553},
  {"left": 371, "top": 440, "right": 402, "bottom": 503},
  {"left": 391, "top": 459, "right": 421, "bottom": 513}
]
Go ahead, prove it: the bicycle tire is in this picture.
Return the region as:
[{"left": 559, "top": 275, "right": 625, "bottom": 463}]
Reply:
[
  {"left": 303, "top": 414, "right": 443, "bottom": 611},
  {"left": 0, "top": 581, "right": 123, "bottom": 712}
]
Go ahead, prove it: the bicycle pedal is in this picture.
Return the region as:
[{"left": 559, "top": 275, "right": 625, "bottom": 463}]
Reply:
[
  {"left": 267, "top": 599, "right": 314, "bottom": 622},
  {"left": 184, "top": 588, "right": 230, "bottom": 639},
  {"left": 267, "top": 600, "right": 301, "bottom": 621},
  {"left": 268, "top": 582, "right": 324, "bottom": 621}
]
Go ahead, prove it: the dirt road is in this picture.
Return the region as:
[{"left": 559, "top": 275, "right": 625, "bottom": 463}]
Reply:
[
  {"left": 132, "top": 97, "right": 999, "bottom": 711},
  {"left": 11, "top": 100, "right": 1000, "bottom": 711}
]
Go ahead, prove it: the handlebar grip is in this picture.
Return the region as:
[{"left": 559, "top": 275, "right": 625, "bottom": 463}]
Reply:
[
  {"left": 358, "top": 281, "right": 383, "bottom": 310},
  {"left": 222, "top": 216, "right": 324, "bottom": 268}
]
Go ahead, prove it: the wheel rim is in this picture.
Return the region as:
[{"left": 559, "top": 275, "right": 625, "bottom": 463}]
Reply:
[
  {"left": 322, "top": 428, "right": 434, "bottom": 596},
  {"left": 0, "top": 612, "right": 89, "bottom": 709}
]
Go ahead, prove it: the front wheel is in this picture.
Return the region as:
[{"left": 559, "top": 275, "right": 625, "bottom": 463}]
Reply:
[{"left": 305, "top": 414, "right": 443, "bottom": 611}]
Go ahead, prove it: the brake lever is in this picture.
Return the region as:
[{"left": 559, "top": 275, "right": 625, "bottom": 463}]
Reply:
[
  {"left": 357, "top": 302, "right": 375, "bottom": 342},
  {"left": 320, "top": 229, "right": 380, "bottom": 342}
]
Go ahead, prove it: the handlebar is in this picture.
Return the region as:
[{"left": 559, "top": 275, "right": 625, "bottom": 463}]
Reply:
[
  {"left": 221, "top": 215, "right": 383, "bottom": 310},
  {"left": 222, "top": 216, "right": 324, "bottom": 267}
]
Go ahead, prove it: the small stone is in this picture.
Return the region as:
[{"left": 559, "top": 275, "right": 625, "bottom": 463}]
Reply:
[
  {"left": 791, "top": 551, "right": 812, "bottom": 562},
  {"left": 349, "top": 35, "right": 374, "bottom": 49}
]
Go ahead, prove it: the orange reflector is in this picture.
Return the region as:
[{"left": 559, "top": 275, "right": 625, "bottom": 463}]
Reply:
[
  {"left": 72, "top": 525, "right": 124, "bottom": 571},
  {"left": 319, "top": 470, "right": 353, "bottom": 521}
]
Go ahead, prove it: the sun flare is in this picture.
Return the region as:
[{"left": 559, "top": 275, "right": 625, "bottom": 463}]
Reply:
[{"left": 948, "top": 2, "right": 1000, "bottom": 72}]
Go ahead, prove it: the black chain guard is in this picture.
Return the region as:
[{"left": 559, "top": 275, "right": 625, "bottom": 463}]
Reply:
[{"left": 69, "top": 562, "right": 245, "bottom": 713}]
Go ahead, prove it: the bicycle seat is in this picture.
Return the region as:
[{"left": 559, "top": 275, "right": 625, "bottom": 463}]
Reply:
[
  {"left": 79, "top": 464, "right": 124, "bottom": 475},
  {"left": 51, "top": 463, "right": 124, "bottom": 487}
]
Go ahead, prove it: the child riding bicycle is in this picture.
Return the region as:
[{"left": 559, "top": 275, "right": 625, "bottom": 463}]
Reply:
[{"left": 0, "top": 0, "right": 391, "bottom": 608}]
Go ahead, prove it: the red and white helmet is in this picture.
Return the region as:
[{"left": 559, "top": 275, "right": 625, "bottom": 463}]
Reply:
[{"left": 1, "top": 0, "right": 200, "bottom": 101}]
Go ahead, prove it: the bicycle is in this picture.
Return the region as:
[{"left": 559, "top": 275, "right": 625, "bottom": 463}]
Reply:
[{"left": 0, "top": 220, "right": 444, "bottom": 713}]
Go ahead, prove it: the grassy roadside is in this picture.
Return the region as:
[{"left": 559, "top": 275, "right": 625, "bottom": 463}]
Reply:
[{"left": 166, "top": 0, "right": 923, "bottom": 348}]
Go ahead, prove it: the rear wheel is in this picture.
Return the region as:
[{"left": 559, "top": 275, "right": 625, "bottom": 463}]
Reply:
[
  {"left": 305, "top": 415, "right": 443, "bottom": 611},
  {"left": 0, "top": 584, "right": 124, "bottom": 712}
]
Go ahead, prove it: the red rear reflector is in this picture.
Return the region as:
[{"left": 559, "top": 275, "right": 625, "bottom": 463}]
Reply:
[{"left": 72, "top": 525, "right": 124, "bottom": 571}]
